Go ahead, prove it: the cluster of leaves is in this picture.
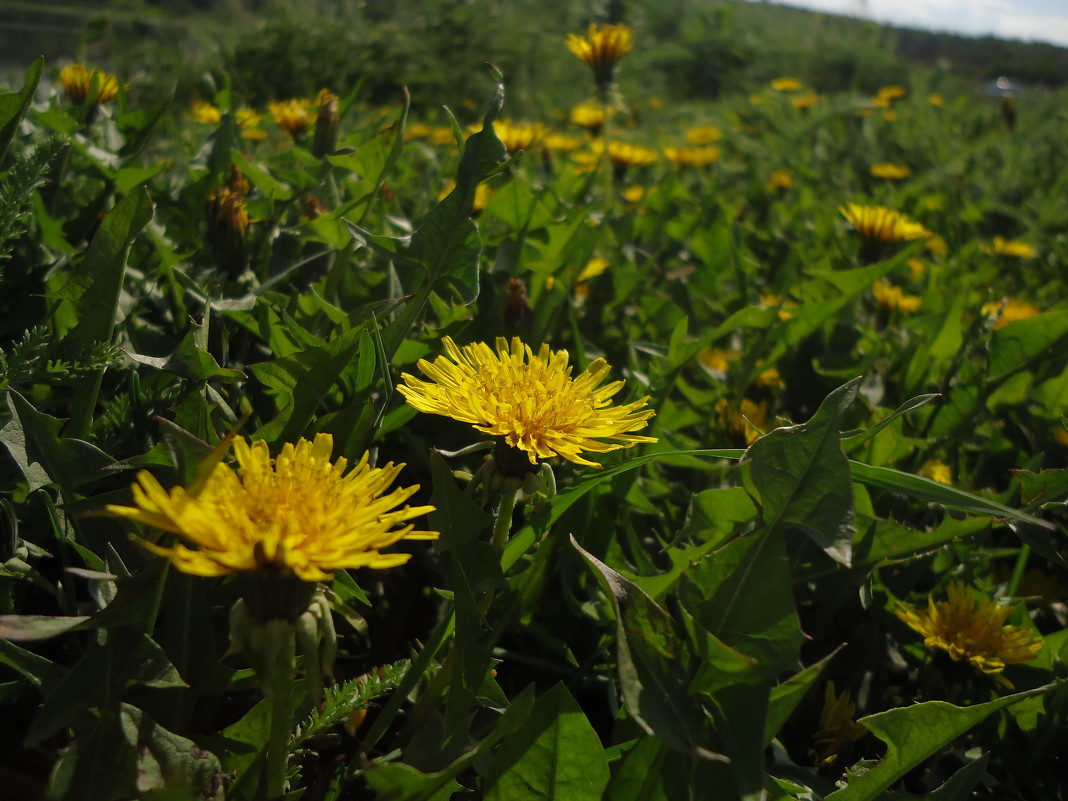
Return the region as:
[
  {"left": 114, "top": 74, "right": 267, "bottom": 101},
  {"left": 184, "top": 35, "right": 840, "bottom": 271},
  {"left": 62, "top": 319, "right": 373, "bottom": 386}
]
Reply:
[{"left": 1, "top": 11, "right": 1067, "bottom": 800}]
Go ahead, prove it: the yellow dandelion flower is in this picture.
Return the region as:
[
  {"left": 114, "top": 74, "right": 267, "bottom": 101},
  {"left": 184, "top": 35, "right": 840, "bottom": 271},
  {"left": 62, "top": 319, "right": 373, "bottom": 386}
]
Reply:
[
  {"left": 981, "top": 298, "right": 1041, "bottom": 329},
  {"left": 925, "top": 235, "right": 948, "bottom": 255},
  {"left": 919, "top": 459, "right": 953, "bottom": 484},
  {"left": 840, "top": 203, "right": 931, "bottom": 242},
  {"left": 684, "top": 124, "right": 723, "bottom": 145},
  {"left": 577, "top": 257, "right": 611, "bottom": 282},
  {"left": 543, "top": 132, "right": 584, "bottom": 153},
  {"left": 234, "top": 107, "right": 267, "bottom": 140},
  {"left": 791, "top": 92, "right": 820, "bottom": 111},
  {"left": 190, "top": 100, "right": 222, "bottom": 125},
  {"left": 756, "top": 366, "right": 784, "bottom": 389},
  {"left": 697, "top": 347, "right": 739, "bottom": 373},
  {"left": 570, "top": 101, "right": 607, "bottom": 132},
  {"left": 771, "top": 77, "right": 803, "bottom": 92},
  {"left": 438, "top": 179, "right": 493, "bottom": 216},
  {"left": 873, "top": 85, "right": 907, "bottom": 106},
  {"left": 907, "top": 257, "right": 926, "bottom": 278},
  {"left": 566, "top": 22, "right": 635, "bottom": 88},
  {"left": 493, "top": 119, "right": 547, "bottom": 154},
  {"left": 398, "top": 337, "right": 657, "bottom": 469},
  {"left": 105, "top": 434, "right": 437, "bottom": 582},
  {"left": 606, "top": 140, "right": 658, "bottom": 168},
  {"left": 765, "top": 169, "right": 794, "bottom": 192},
  {"left": 620, "top": 185, "right": 646, "bottom": 204},
  {"left": 809, "top": 682, "right": 867, "bottom": 765},
  {"left": 760, "top": 293, "right": 797, "bottom": 321},
  {"left": 872, "top": 280, "right": 922, "bottom": 314},
  {"left": 928, "top": 93, "right": 945, "bottom": 107},
  {"left": 268, "top": 98, "right": 315, "bottom": 136},
  {"left": 983, "top": 236, "right": 1036, "bottom": 259},
  {"left": 871, "top": 163, "right": 911, "bottom": 180},
  {"left": 648, "top": 96, "right": 664, "bottom": 109},
  {"left": 716, "top": 397, "right": 772, "bottom": 446},
  {"left": 896, "top": 580, "right": 1042, "bottom": 679},
  {"left": 59, "top": 63, "right": 123, "bottom": 106},
  {"left": 663, "top": 145, "right": 721, "bottom": 167}
]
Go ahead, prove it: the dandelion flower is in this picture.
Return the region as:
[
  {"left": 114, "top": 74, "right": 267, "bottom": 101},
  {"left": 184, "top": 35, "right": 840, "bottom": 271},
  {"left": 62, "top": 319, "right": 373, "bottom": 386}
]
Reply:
[
  {"left": 791, "top": 93, "right": 819, "bottom": 111},
  {"left": 663, "top": 145, "right": 721, "bottom": 167},
  {"left": 605, "top": 140, "right": 658, "bottom": 168},
  {"left": 981, "top": 298, "right": 1041, "bottom": 329},
  {"left": 841, "top": 203, "right": 931, "bottom": 242},
  {"left": 235, "top": 107, "right": 267, "bottom": 140},
  {"left": 570, "top": 101, "right": 607, "bottom": 133},
  {"left": 809, "top": 682, "right": 867, "bottom": 765},
  {"left": 59, "top": 63, "right": 122, "bottom": 106},
  {"left": 983, "top": 236, "right": 1036, "bottom": 259},
  {"left": 190, "top": 101, "right": 222, "bottom": 125},
  {"left": 566, "top": 22, "right": 635, "bottom": 88},
  {"left": 770, "top": 77, "right": 803, "bottom": 92},
  {"left": 684, "top": 124, "right": 723, "bottom": 145},
  {"left": 716, "top": 397, "right": 772, "bottom": 446},
  {"left": 871, "top": 163, "right": 911, "bottom": 180},
  {"left": 269, "top": 98, "right": 315, "bottom": 137},
  {"left": 919, "top": 459, "right": 953, "bottom": 484},
  {"left": 873, "top": 85, "right": 907, "bottom": 107},
  {"left": 872, "top": 280, "right": 921, "bottom": 314},
  {"left": 492, "top": 119, "right": 547, "bottom": 154},
  {"left": 106, "top": 434, "right": 436, "bottom": 582},
  {"left": 398, "top": 337, "right": 656, "bottom": 469},
  {"left": 765, "top": 169, "right": 794, "bottom": 192},
  {"left": 896, "top": 580, "right": 1043, "bottom": 679},
  {"left": 928, "top": 93, "right": 945, "bottom": 107}
]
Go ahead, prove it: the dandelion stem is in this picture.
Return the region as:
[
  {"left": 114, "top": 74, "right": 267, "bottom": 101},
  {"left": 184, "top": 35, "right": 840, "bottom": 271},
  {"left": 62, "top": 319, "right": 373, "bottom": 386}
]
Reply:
[
  {"left": 264, "top": 622, "right": 297, "bottom": 799},
  {"left": 1007, "top": 544, "right": 1031, "bottom": 599},
  {"left": 490, "top": 486, "right": 520, "bottom": 552}
]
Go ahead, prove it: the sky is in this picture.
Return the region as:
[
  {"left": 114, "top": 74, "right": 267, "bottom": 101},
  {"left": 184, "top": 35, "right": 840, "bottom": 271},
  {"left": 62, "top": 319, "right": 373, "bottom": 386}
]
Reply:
[{"left": 756, "top": 0, "right": 1068, "bottom": 48}]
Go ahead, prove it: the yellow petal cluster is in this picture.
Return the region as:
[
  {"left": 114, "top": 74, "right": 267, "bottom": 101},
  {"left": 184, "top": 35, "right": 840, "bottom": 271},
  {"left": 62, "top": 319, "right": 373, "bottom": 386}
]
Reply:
[
  {"left": 570, "top": 101, "right": 607, "bottom": 131},
  {"left": 872, "top": 280, "right": 921, "bottom": 314},
  {"left": 663, "top": 145, "right": 721, "bottom": 167},
  {"left": 106, "top": 434, "right": 436, "bottom": 582},
  {"left": 896, "top": 580, "right": 1043, "bottom": 677},
  {"left": 398, "top": 337, "right": 656, "bottom": 468},
  {"left": 870, "top": 162, "right": 911, "bottom": 180},
  {"left": 606, "top": 140, "right": 659, "bottom": 168},
  {"left": 59, "top": 63, "right": 122, "bottom": 106},
  {"left": 840, "top": 203, "right": 931, "bottom": 242},
  {"left": 492, "top": 119, "right": 547, "bottom": 154},
  {"left": 684, "top": 124, "right": 723, "bottom": 145},
  {"left": 982, "top": 236, "right": 1037, "bottom": 259},
  {"left": 809, "top": 682, "right": 867, "bottom": 765},
  {"left": 566, "top": 23, "right": 635, "bottom": 87},
  {"left": 981, "top": 297, "right": 1041, "bottom": 329},
  {"left": 268, "top": 98, "right": 315, "bottom": 136},
  {"left": 770, "top": 77, "right": 803, "bottom": 92}
]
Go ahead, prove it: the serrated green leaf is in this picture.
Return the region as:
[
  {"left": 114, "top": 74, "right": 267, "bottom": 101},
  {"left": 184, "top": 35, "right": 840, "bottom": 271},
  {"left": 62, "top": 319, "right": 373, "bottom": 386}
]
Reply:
[
  {"left": 742, "top": 378, "right": 859, "bottom": 565},
  {"left": 483, "top": 683, "right": 610, "bottom": 801},
  {"left": 826, "top": 689, "right": 1044, "bottom": 801}
]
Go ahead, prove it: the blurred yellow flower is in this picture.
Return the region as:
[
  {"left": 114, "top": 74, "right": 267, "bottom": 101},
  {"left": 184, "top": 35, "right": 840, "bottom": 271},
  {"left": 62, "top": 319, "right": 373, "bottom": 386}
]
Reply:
[
  {"left": 59, "top": 63, "right": 122, "bottom": 106},
  {"left": 983, "top": 236, "right": 1036, "bottom": 259},
  {"left": 790, "top": 92, "right": 820, "bottom": 111},
  {"left": 106, "top": 434, "right": 436, "bottom": 582},
  {"left": 896, "top": 580, "right": 1042, "bottom": 681},
  {"left": 928, "top": 93, "right": 945, "bottom": 107},
  {"left": 760, "top": 293, "right": 798, "bottom": 321},
  {"left": 577, "top": 257, "right": 611, "bottom": 281},
  {"left": 620, "top": 185, "right": 646, "bottom": 204},
  {"left": 809, "top": 682, "right": 867, "bottom": 765},
  {"left": 493, "top": 119, "right": 547, "bottom": 154},
  {"left": 439, "top": 179, "right": 493, "bottom": 215},
  {"left": 925, "top": 235, "right": 948, "bottom": 255},
  {"left": 871, "top": 163, "right": 911, "bottom": 180},
  {"left": 716, "top": 397, "right": 772, "bottom": 445},
  {"left": 685, "top": 124, "right": 723, "bottom": 145},
  {"left": 697, "top": 347, "right": 738, "bottom": 373},
  {"left": 570, "top": 101, "right": 607, "bottom": 132},
  {"left": 770, "top": 77, "right": 803, "bottom": 92},
  {"left": 398, "top": 337, "right": 656, "bottom": 468},
  {"left": 872, "top": 280, "right": 922, "bottom": 314},
  {"left": 663, "top": 145, "right": 721, "bottom": 166},
  {"left": 269, "top": 98, "right": 315, "bottom": 136},
  {"left": 542, "top": 132, "right": 584, "bottom": 153},
  {"left": 882, "top": 110, "right": 898, "bottom": 122},
  {"left": 981, "top": 298, "right": 1041, "bottom": 329},
  {"left": 765, "top": 169, "right": 794, "bottom": 192},
  {"left": 190, "top": 100, "right": 222, "bottom": 125},
  {"left": 566, "top": 22, "right": 635, "bottom": 88},
  {"left": 907, "top": 257, "right": 926, "bottom": 278},
  {"left": 606, "top": 140, "right": 658, "bottom": 168},
  {"left": 919, "top": 459, "right": 953, "bottom": 484},
  {"left": 873, "top": 85, "right": 907, "bottom": 107},
  {"left": 840, "top": 203, "right": 931, "bottom": 242}
]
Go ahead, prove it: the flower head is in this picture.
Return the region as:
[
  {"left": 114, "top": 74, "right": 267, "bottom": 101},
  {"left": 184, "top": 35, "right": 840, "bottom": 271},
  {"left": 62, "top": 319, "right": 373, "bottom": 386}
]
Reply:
[
  {"left": 896, "top": 580, "right": 1043, "bottom": 679},
  {"left": 790, "top": 92, "right": 820, "bottom": 111},
  {"left": 981, "top": 297, "right": 1041, "bottom": 329},
  {"left": 919, "top": 459, "right": 953, "bottom": 484},
  {"left": 570, "top": 101, "right": 607, "bottom": 133},
  {"left": 771, "top": 77, "right": 803, "bottom": 92},
  {"left": 871, "top": 163, "right": 911, "bottom": 180},
  {"left": 873, "top": 85, "right": 907, "bottom": 107},
  {"left": 663, "top": 145, "right": 721, "bottom": 167},
  {"left": 190, "top": 101, "right": 222, "bottom": 125},
  {"left": 841, "top": 203, "right": 931, "bottom": 242},
  {"left": 765, "top": 169, "right": 794, "bottom": 192},
  {"left": 872, "top": 280, "right": 921, "bottom": 314},
  {"left": 809, "top": 682, "right": 867, "bottom": 765},
  {"left": 398, "top": 337, "right": 656, "bottom": 469},
  {"left": 983, "top": 236, "right": 1036, "bottom": 259},
  {"left": 605, "top": 140, "right": 658, "bottom": 168},
  {"left": 566, "top": 22, "right": 635, "bottom": 88},
  {"left": 106, "top": 434, "right": 436, "bottom": 582},
  {"left": 269, "top": 98, "right": 315, "bottom": 137},
  {"left": 59, "top": 64, "right": 122, "bottom": 106},
  {"left": 492, "top": 119, "right": 547, "bottom": 154},
  {"left": 684, "top": 124, "right": 723, "bottom": 145}
]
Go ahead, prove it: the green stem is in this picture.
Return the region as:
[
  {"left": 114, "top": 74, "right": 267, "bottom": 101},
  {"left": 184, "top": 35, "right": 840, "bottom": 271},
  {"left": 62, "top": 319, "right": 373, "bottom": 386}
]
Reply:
[
  {"left": 264, "top": 622, "right": 297, "bottom": 799},
  {"left": 490, "top": 486, "right": 520, "bottom": 553},
  {"left": 1007, "top": 544, "right": 1031, "bottom": 599}
]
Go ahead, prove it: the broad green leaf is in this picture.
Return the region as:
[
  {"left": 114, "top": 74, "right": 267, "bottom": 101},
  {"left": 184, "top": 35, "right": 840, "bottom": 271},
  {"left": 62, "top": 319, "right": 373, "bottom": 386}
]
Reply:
[
  {"left": 763, "top": 649, "right": 841, "bottom": 746},
  {"left": 229, "top": 149, "right": 293, "bottom": 200},
  {"left": 0, "top": 57, "right": 43, "bottom": 162},
  {"left": 0, "top": 390, "right": 116, "bottom": 494},
  {"left": 882, "top": 755, "right": 989, "bottom": 801},
  {"left": 571, "top": 536, "right": 727, "bottom": 759},
  {"left": 484, "top": 683, "right": 610, "bottom": 801},
  {"left": 741, "top": 377, "right": 859, "bottom": 565},
  {"left": 0, "top": 615, "right": 89, "bottom": 641},
  {"left": 825, "top": 689, "right": 1045, "bottom": 801},
  {"left": 604, "top": 736, "right": 735, "bottom": 801},
  {"left": 987, "top": 309, "right": 1068, "bottom": 379},
  {"left": 125, "top": 328, "right": 246, "bottom": 383}
]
